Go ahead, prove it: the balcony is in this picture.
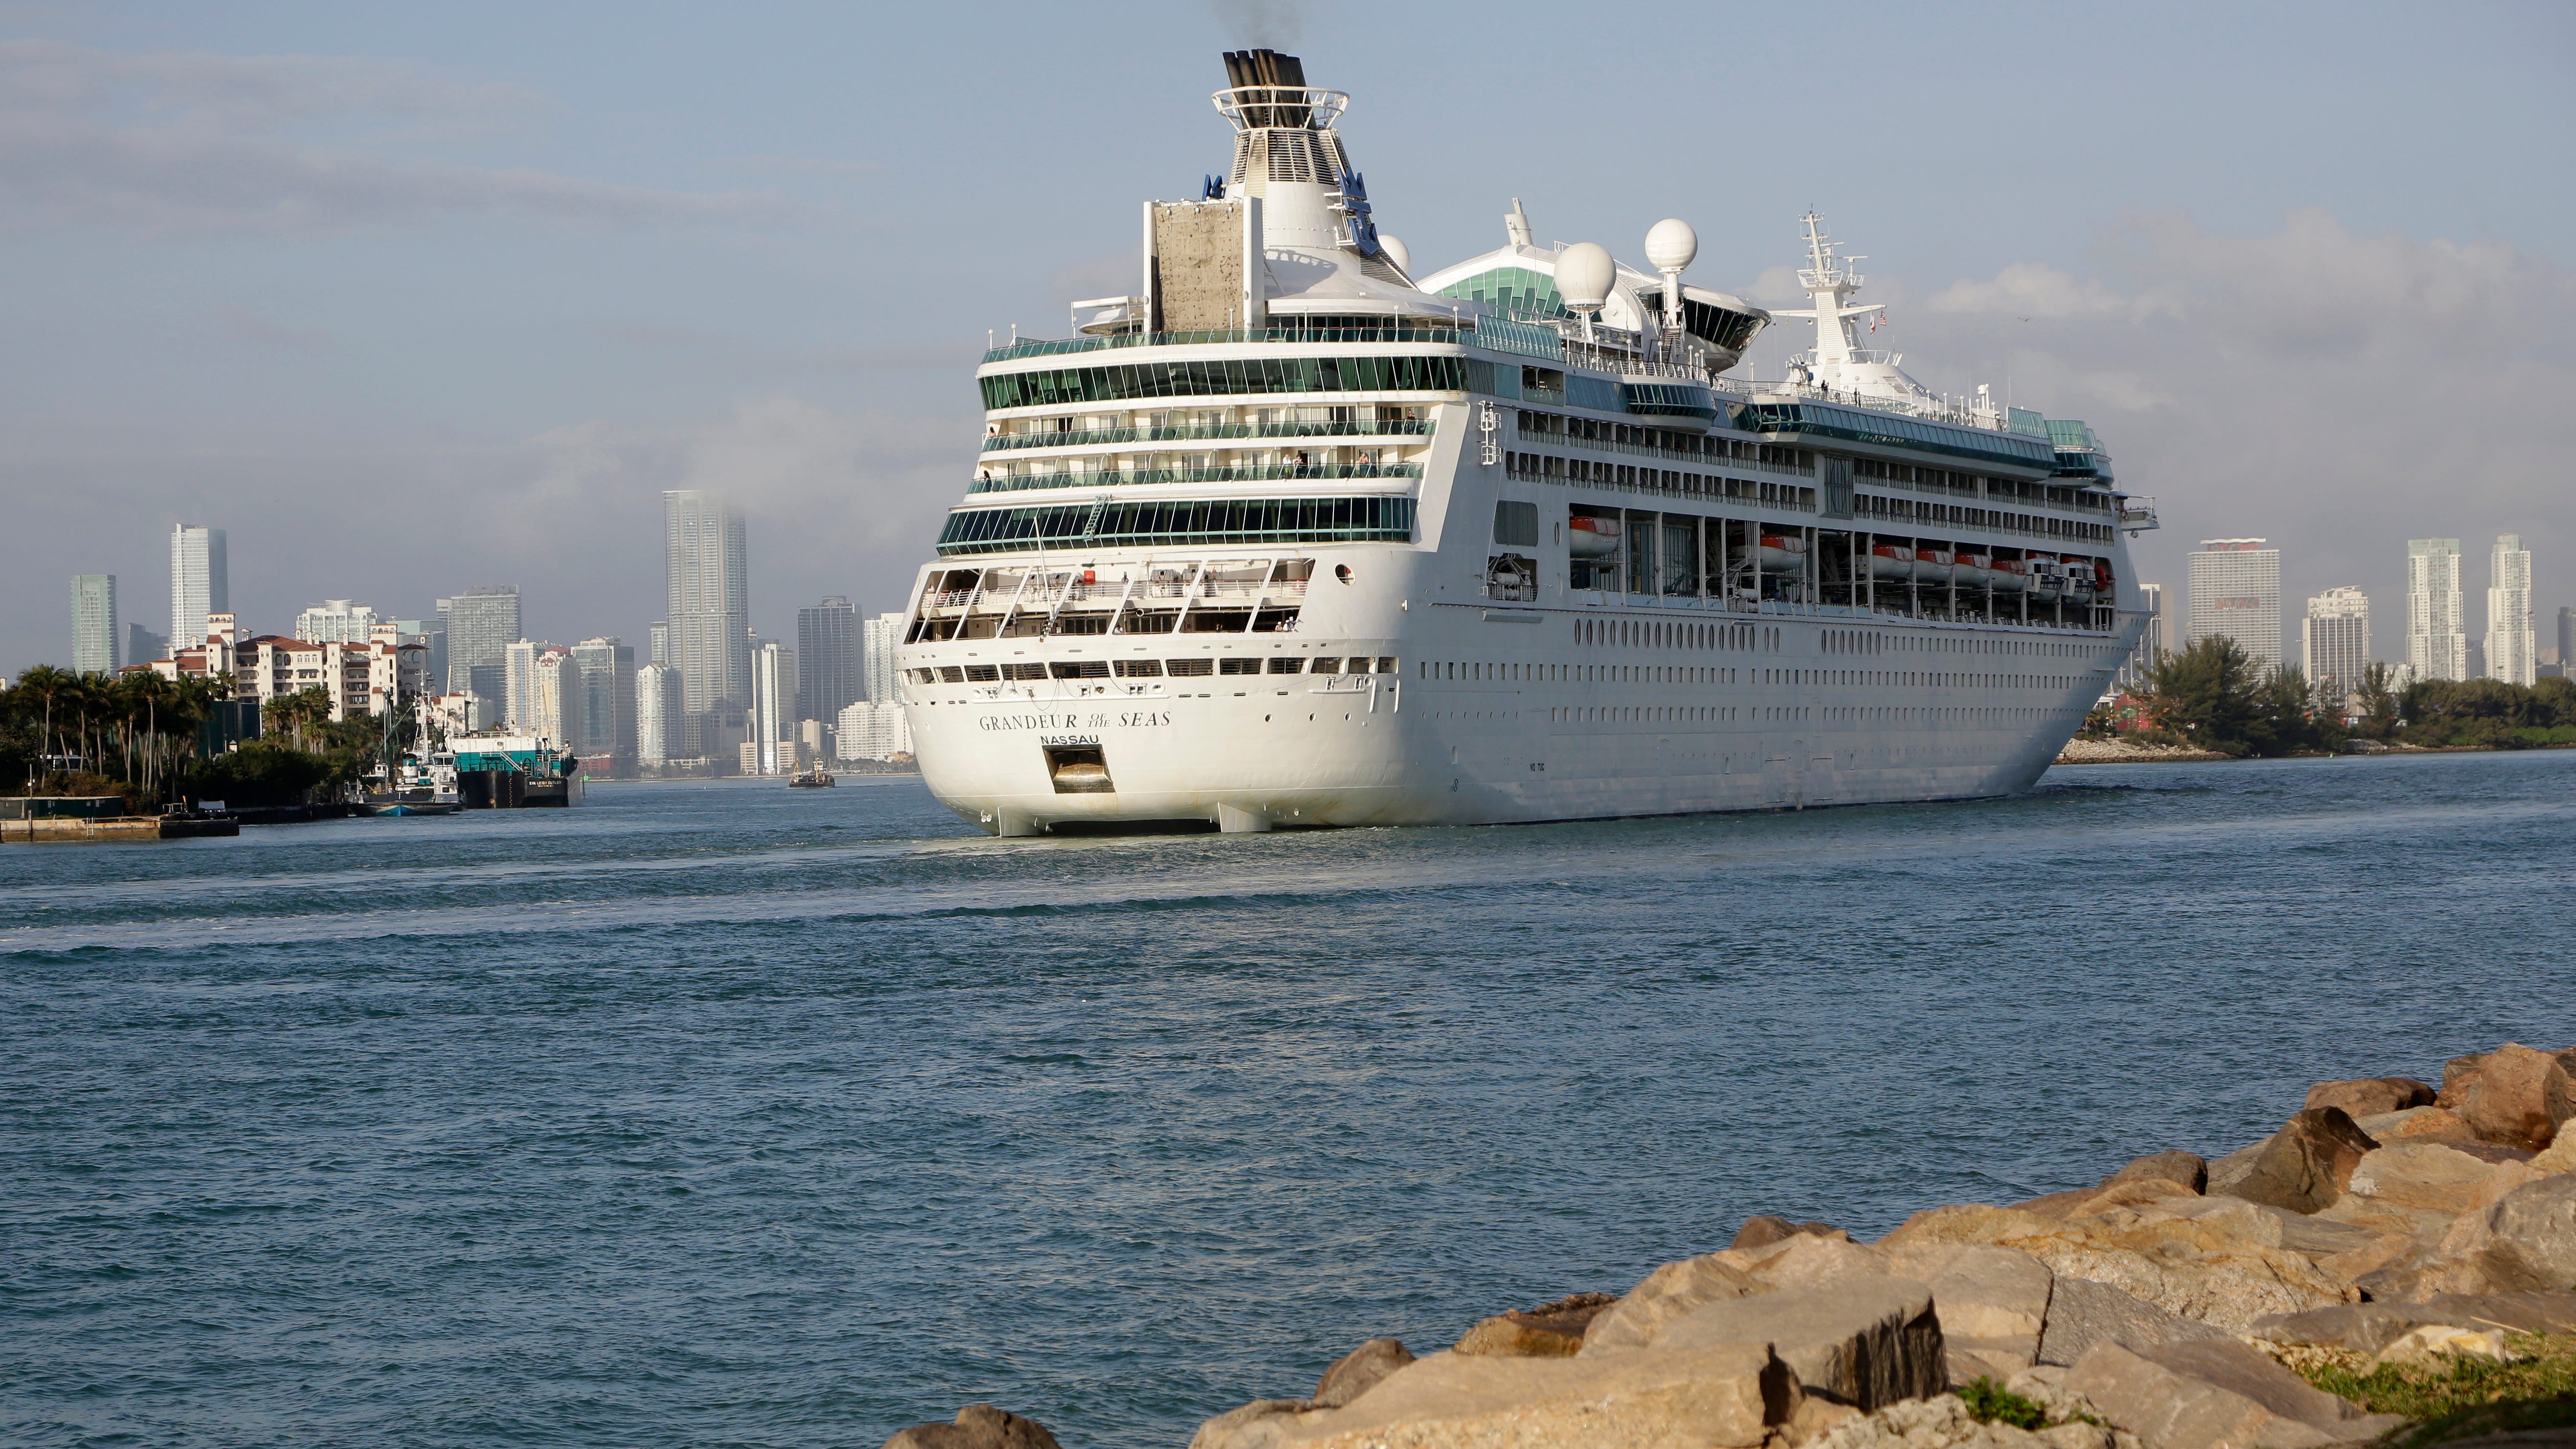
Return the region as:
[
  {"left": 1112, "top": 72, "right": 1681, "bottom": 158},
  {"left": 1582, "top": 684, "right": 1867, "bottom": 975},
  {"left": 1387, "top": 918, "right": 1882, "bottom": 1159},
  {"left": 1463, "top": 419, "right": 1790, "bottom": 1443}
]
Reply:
[
  {"left": 968, "top": 462, "right": 1422, "bottom": 494},
  {"left": 982, "top": 418, "right": 1432, "bottom": 452}
]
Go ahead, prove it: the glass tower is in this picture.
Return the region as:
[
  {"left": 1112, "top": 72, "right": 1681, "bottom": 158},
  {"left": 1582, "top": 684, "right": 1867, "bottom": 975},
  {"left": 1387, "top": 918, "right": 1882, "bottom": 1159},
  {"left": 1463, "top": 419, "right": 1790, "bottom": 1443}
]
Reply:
[
  {"left": 2407, "top": 539, "right": 2468, "bottom": 683},
  {"left": 71, "top": 574, "right": 119, "bottom": 673},
  {"left": 2185, "top": 538, "right": 2282, "bottom": 670},
  {"left": 663, "top": 490, "right": 752, "bottom": 752},
  {"left": 168, "top": 524, "right": 228, "bottom": 648}
]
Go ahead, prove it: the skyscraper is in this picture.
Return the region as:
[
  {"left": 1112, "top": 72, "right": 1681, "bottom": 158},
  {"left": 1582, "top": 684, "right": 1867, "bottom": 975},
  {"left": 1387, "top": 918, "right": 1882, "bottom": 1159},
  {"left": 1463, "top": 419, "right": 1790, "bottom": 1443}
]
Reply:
[
  {"left": 648, "top": 621, "right": 670, "bottom": 667},
  {"left": 664, "top": 490, "right": 752, "bottom": 750},
  {"left": 796, "top": 596, "right": 861, "bottom": 725},
  {"left": 70, "top": 574, "right": 119, "bottom": 674},
  {"left": 2560, "top": 606, "right": 2575, "bottom": 670},
  {"left": 2302, "top": 587, "right": 2371, "bottom": 700},
  {"left": 441, "top": 586, "right": 521, "bottom": 698},
  {"left": 753, "top": 640, "right": 798, "bottom": 775},
  {"left": 862, "top": 610, "right": 906, "bottom": 703},
  {"left": 2407, "top": 539, "right": 2469, "bottom": 682},
  {"left": 504, "top": 640, "right": 542, "bottom": 731},
  {"left": 570, "top": 637, "right": 637, "bottom": 772},
  {"left": 169, "top": 524, "right": 228, "bottom": 647},
  {"left": 2117, "top": 581, "right": 2163, "bottom": 690},
  {"left": 2484, "top": 534, "right": 2535, "bottom": 686},
  {"left": 636, "top": 663, "right": 684, "bottom": 765},
  {"left": 2185, "top": 539, "right": 2282, "bottom": 669},
  {"left": 293, "top": 599, "right": 381, "bottom": 643}
]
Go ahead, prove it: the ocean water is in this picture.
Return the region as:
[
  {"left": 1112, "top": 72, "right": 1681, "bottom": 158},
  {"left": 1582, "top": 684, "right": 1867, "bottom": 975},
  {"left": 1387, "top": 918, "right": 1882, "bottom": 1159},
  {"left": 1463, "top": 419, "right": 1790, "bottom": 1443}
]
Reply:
[{"left": 5, "top": 751, "right": 2572, "bottom": 1449}]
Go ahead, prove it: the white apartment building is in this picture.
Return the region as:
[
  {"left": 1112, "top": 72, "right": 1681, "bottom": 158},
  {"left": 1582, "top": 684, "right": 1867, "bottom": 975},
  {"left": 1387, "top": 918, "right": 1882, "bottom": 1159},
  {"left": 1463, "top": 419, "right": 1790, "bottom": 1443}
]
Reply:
[
  {"left": 230, "top": 630, "right": 430, "bottom": 721},
  {"left": 2408, "top": 538, "right": 2470, "bottom": 682},
  {"left": 2485, "top": 534, "right": 2535, "bottom": 686},
  {"left": 2302, "top": 586, "right": 2371, "bottom": 700},
  {"left": 753, "top": 640, "right": 798, "bottom": 774},
  {"left": 2186, "top": 539, "right": 2283, "bottom": 669},
  {"left": 169, "top": 524, "right": 228, "bottom": 651},
  {"left": 636, "top": 663, "right": 684, "bottom": 764},
  {"left": 293, "top": 599, "right": 382, "bottom": 644},
  {"left": 836, "top": 700, "right": 912, "bottom": 761},
  {"left": 862, "top": 610, "right": 905, "bottom": 704}
]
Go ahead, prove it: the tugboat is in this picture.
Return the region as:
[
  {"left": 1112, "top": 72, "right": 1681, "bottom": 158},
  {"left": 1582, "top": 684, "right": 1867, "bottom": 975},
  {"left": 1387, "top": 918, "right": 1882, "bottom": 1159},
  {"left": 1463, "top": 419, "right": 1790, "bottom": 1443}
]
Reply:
[{"left": 788, "top": 764, "right": 837, "bottom": 788}]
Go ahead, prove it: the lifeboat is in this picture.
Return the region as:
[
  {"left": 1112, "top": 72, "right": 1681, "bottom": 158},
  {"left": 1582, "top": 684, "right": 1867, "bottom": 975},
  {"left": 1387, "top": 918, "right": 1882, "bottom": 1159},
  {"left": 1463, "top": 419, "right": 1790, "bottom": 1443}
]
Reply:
[
  {"left": 1915, "top": 547, "right": 1956, "bottom": 585},
  {"left": 1753, "top": 532, "right": 1810, "bottom": 573},
  {"left": 1989, "top": 557, "right": 2028, "bottom": 593},
  {"left": 2028, "top": 553, "right": 2065, "bottom": 600},
  {"left": 1868, "top": 542, "right": 1915, "bottom": 580},
  {"left": 1567, "top": 514, "right": 1621, "bottom": 559},
  {"left": 1954, "top": 551, "right": 1995, "bottom": 588},
  {"left": 2064, "top": 557, "right": 2098, "bottom": 605}
]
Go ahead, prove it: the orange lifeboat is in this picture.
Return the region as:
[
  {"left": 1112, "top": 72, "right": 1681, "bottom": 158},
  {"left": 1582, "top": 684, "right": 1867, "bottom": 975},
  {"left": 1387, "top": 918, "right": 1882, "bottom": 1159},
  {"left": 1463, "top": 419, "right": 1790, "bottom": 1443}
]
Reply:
[
  {"left": 1915, "top": 546, "right": 1955, "bottom": 585},
  {"left": 1567, "top": 514, "right": 1621, "bottom": 559},
  {"left": 1756, "top": 532, "right": 1810, "bottom": 573},
  {"left": 1989, "top": 557, "right": 2029, "bottom": 593},
  {"left": 1954, "top": 550, "right": 1995, "bottom": 588},
  {"left": 1868, "top": 542, "right": 1914, "bottom": 580}
]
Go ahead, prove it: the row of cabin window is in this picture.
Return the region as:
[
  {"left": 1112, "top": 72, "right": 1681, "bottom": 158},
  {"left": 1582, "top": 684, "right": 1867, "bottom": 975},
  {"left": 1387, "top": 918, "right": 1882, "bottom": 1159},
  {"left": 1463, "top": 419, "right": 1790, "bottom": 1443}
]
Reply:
[{"left": 910, "top": 656, "right": 1397, "bottom": 684}]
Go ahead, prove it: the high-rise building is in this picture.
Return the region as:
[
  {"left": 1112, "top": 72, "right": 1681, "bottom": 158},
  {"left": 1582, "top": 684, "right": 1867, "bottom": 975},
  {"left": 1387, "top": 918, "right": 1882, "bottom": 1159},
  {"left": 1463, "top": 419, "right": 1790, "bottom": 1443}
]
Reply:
[
  {"left": 2117, "top": 581, "right": 2164, "bottom": 690},
  {"left": 2407, "top": 538, "right": 2470, "bottom": 683},
  {"left": 796, "top": 596, "right": 861, "bottom": 725},
  {"left": 127, "top": 623, "right": 166, "bottom": 666},
  {"left": 569, "top": 637, "right": 637, "bottom": 772},
  {"left": 441, "top": 586, "right": 521, "bottom": 697},
  {"left": 2185, "top": 539, "right": 2282, "bottom": 669},
  {"left": 530, "top": 647, "right": 574, "bottom": 745},
  {"left": 862, "top": 610, "right": 906, "bottom": 703},
  {"left": 664, "top": 491, "right": 752, "bottom": 750},
  {"left": 649, "top": 621, "right": 670, "bottom": 667},
  {"left": 2484, "top": 534, "right": 2535, "bottom": 687},
  {"left": 389, "top": 619, "right": 445, "bottom": 687},
  {"left": 836, "top": 700, "right": 913, "bottom": 761},
  {"left": 70, "top": 574, "right": 119, "bottom": 674},
  {"left": 2559, "top": 606, "right": 2575, "bottom": 669},
  {"left": 636, "top": 663, "right": 685, "bottom": 764},
  {"left": 293, "top": 599, "right": 381, "bottom": 644},
  {"left": 503, "top": 640, "right": 547, "bottom": 731},
  {"left": 169, "top": 524, "right": 228, "bottom": 648},
  {"left": 752, "top": 640, "right": 798, "bottom": 775},
  {"left": 2302, "top": 587, "right": 2371, "bottom": 700}
]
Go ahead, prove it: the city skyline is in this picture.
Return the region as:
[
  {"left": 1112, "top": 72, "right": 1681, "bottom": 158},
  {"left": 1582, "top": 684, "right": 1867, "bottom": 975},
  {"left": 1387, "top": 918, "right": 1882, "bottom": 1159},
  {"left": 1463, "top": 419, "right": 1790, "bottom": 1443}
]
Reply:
[{"left": 2186, "top": 538, "right": 2284, "bottom": 671}]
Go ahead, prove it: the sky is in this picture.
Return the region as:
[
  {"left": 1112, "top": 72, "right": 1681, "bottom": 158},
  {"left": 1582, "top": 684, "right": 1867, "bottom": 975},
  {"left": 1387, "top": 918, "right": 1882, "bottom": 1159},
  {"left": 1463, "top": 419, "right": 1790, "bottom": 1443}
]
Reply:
[{"left": 3, "top": 0, "right": 2572, "bottom": 676}]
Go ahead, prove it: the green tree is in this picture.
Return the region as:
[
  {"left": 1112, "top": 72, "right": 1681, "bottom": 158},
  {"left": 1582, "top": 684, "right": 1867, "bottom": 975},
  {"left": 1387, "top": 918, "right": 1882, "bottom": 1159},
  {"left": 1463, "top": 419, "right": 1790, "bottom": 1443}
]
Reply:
[
  {"left": 2349, "top": 663, "right": 2401, "bottom": 741},
  {"left": 2144, "top": 636, "right": 2265, "bottom": 755}
]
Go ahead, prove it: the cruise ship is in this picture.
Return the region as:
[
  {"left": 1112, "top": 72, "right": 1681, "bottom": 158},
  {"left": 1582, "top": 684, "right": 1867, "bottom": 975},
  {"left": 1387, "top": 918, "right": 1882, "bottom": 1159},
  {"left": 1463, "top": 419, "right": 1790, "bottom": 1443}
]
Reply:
[{"left": 896, "top": 50, "right": 2156, "bottom": 835}]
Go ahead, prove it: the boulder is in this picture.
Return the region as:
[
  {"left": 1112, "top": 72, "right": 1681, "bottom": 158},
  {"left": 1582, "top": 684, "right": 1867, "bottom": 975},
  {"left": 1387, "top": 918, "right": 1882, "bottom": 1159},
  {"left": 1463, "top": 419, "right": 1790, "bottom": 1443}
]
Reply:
[
  {"left": 1200, "top": 1342, "right": 1795, "bottom": 1449},
  {"left": 2225, "top": 1108, "right": 2379, "bottom": 1214},
  {"left": 1313, "top": 1337, "right": 1413, "bottom": 1408},
  {"left": 883, "top": 1404, "right": 1063, "bottom": 1449},
  {"left": 2398, "top": 1171, "right": 2576, "bottom": 1295},
  {"left": 1190, "top": 1399, "right": 1322, "bottom": 1449},
  {"left": 2533, "top": 1132, "right": 2576, "bottom": 1177},
  {"left": 2061, "top": 1340, "right": 2405, "bottom": 1449},
  {"left": 1882, "top": 1242, "right": 2054, "bottom": 1379},
  {"left": 1453, "top": 1293, "right": 1617, "bottom": 1357},
  {"left": 2351, "top": 1106, "right": 2479, "bottom": 1145},
  {"left": 2371, "top": 1324, "right": 2513, "bottom": 1366},
  {"left": 2204, "top": 1143, "right": 2265, "bottom": 1199},
  {"left": 2250, "top": 1292, "right": 2576, "bottom": 1352},
  {"left": 2017, "top": 1180, "right": 2199, "bottom": 1223},
  {"left": 1883, "top": 1204, "right": 2356, "bottom": 1332},
  {"left": 2035, "top": 1277, "right": 2233, "bottom": 1367},
  {"left": 2101, "top": 1152, "right": 2208, "bottom": 1195},
  {"left": 1738, "top": 1233, "right": 1896, "bottom": 1291},
  {"left": 2341, "top": 1141, "right": 2521, "bottom": 1215},
  {"left": 1649, "top": 1275, "right": 1947, "bottom": 1410},
  {"left": 1582, "top": 1252, "right": 1772, "bottom": 1356},
  {"left": 2303, "top": 1077, "right": 2436, "bottom": 1118},
  {"left": 1731, "top": 1215, "right": 1849, "bottom": 1250},
  {"left": 1801, "top": 1388, "right": 2128, "bottom": 1449},
  {"left": 2436, "top": 1043, "right": 2576, "bottom": 1151}
]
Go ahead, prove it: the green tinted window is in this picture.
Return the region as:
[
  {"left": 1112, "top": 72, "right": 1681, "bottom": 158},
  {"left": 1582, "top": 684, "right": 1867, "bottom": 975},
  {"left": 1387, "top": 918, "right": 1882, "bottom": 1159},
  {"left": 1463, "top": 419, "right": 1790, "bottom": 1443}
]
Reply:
[{"left": 936, "top": 496, "right": 1417, "bottom": 556}]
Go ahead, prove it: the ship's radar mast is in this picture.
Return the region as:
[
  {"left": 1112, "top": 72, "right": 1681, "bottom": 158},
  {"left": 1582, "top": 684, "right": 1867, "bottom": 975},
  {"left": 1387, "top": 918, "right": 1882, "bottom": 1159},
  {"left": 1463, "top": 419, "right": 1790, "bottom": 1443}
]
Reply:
[{"left": 1780, "top": 212, "right": 1878, "bottom": 372}]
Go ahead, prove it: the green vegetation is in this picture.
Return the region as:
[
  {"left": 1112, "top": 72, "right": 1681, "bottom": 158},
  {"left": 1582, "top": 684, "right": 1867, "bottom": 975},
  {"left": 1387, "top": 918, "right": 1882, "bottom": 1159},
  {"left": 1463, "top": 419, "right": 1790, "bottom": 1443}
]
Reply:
[
  {"left": 2379, "top": 675, "right": 2576, "bottom": 749},
  {"left": 2281, "top": 1332, "right": 2576, "bottom": 1448},
  {"left": 3, "top": 669, "right": 410, "bottom": 810},
  {"left": 1955, "top": 1378, "right": 2048, "bottom": 1430},
  {"left": 2110, "top": 638, "right": 2576, "bottom": 758}
]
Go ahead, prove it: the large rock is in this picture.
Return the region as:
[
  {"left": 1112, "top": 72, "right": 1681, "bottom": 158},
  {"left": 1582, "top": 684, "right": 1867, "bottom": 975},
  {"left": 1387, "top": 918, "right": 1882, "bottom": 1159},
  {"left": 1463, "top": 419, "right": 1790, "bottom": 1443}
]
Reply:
[
  {"left": 883, "top": 1404, "right": 1063, "bottom": 1449},
  {"left": 1730, "top": 1215, "right": 1849, "bottom": 1250},
  {"left": 2102, "top": 1153, "right": 2208, "bottom": 1195},
  {"left": 2533, "top": 1132, "right": 2576, "bottom": 1177},
  {"left": 2226, "top": 1108, "right": 2379, "bottom": 1214},
  {"left": 2398, "top": 1171, "right": 2576, "bottom": 1295},
  {"left": 2061, "top": 1340, "right": 2404, "bottom": 1449},
  {"left": 1882, "top": 1203, "right": 2356, "bottom": 1331},
  {"left": 2249, "top": 1291, "right": 2576, "bottom": 1353},
  {"left": 2340, "top": 1141, "right": 2522, "bottom": 1215},
  {"left": 1454, "top": 1293, "right": 1617, "bottom": 1357},
  {"left": 2035, "top": 1278, "right": 2233, "bottom": 1367},
  {"left": 1649, "top": 1275, "right": 1947, "bottom": 1411},
  {"left": 1802, "top": 1387, "right": 2128, "bottom": 1449},
  {"left": 1313, "top": 1337, "right": 1413, "bottom": 1407},
  {"left": 2303, "top": 1077, "right": 2435, "bottom": 1118},
  {"left": 1883, "top": 1242, "right": 2054, "bottom": 1380},
  {"left": 1198, "top": 1342, "right": 1795, "bottom": 1449},
  {"left": 1582, "top": 1252, "right": 1773, "bottom": 1355},
  {"left": 2436, "top": 1043, "right": 2576, "bottom": 1151},
  {"left": 2351, "top": 1106, "right": 2479, "bottom": 1146}
]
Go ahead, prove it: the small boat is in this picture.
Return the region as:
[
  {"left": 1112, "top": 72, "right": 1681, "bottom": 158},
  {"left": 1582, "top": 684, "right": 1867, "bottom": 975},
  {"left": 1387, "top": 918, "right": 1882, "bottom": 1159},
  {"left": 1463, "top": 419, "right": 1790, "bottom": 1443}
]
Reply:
[
  {"left": 1566, "top": 514, "right": 1622, "bottom": 558},
  {"left": 1868, "top": 542, "right": 1914, "bottom": 580},
  {"left": 789, "top": 766, "right": 837, "bottom": 788},
  {"left": 1914, "top": 547, "right": 1955, "bottom": 585},
  {"left": 2028, "top": 554, "right": 2065, "bottom": 600},
  {"left": 1954, "top": 551, "right": 1995, "bottom": 588},
  {"left": 1989, "top": 557, "right": 2029, "bottom": 593},
  {"left": 1752, "top": 533, "right": 1809, "bottom": 573},
  {"left": 2064, "top": 557, "right": 2099, "bottom": 604}
]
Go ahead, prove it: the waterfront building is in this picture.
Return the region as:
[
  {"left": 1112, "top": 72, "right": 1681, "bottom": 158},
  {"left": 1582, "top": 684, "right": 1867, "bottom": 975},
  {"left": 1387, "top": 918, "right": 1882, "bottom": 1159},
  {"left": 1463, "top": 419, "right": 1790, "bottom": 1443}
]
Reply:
[
  {"left": 2186, "top": 539, "right": 2283, "bottom": 669},
  {"left": 230, "top": 631, "right": 429, "bottom": 721},
  {"left": 71, "top": 574, "right": 119, "bottom": 674},
  {"left": 168, "top": 524, "right": 228, "bottom": 651},
  {"left": 2485, "top": 534, "right": 2535, "bottom": 686},
  {"left": 570, "top": 638, "right": 638, "bottom": 774},
  {"left": 440, "top": 586, "right": 521, "bottom": 698},
  {"left": 2302, "top": 587, "right": 2371, "bottom": 701},
  {"left": 753, "top": 640, "right": 798, "bottom": 775},
  {"left": 126, "top": 624, "right": 165, "bottom": 668},
  {"left": 532, "top": 647, "right": 573, "bottom": 746},
  {"left": 293, "top": 599, "right": 382, "bottom": 644},
  {"left": 636, "top": 663, "right": 685, "bottom": 765},
  {"left": 837, "top": 699, "right": 912, "bottom": 761},
  {"left": 664, "top": 490, "right": 752, "bottom": 755},
  {"left": 2407, "top": 538, "right": 2469, "bottom": 682},
  {"left": 862, "top": 610, "right": 905, "bottom": 703},
  {"left": 796, "top": 596, "right": 862, "bottom": 725},
  {"left": 388, "top": 619, "right": 445, "bottom": 687}
]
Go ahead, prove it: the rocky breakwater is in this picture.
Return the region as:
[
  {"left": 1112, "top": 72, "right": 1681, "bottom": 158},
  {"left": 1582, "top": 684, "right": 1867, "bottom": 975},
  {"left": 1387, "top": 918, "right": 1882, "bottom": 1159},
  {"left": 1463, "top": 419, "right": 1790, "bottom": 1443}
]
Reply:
[{"left": 880, "top": 1043, "right": 2576, "bottom": 1449}]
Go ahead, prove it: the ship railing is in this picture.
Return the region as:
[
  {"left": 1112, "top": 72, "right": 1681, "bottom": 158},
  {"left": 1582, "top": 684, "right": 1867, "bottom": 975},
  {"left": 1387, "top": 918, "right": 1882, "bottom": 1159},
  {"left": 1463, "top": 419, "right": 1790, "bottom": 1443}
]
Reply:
[
  {"left": 982, "top": 325, "right": 1470, "bottom": 363},
  {"left": 970, "top": 463, "right": 1421, "bottom": 493},
  {"left": 983, "top": 419, "right": 1433, "bottom": 452}
]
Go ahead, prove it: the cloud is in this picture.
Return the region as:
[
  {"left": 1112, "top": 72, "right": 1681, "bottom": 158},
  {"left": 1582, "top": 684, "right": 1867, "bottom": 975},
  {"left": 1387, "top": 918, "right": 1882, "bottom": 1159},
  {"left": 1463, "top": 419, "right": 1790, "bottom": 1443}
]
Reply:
[
  {"left": 0, "top": 38, "right": 782, "bottom": 234},
  {"left": 1208, "top": 0, "right": 1307, "bottom": 49}
]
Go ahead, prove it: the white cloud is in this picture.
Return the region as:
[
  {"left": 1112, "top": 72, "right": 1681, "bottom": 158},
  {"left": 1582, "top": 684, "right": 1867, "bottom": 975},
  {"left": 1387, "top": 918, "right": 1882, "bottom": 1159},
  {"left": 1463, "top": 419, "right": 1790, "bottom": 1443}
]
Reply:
[{"left": 0, "top": 38, "right": 782, "bottom": 234}]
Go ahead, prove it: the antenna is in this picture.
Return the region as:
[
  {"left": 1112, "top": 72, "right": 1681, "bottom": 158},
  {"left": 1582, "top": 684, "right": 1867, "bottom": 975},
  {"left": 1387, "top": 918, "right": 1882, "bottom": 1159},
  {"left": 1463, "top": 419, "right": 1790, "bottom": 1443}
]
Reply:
[{"left": 1505, "top": 198, "right": 1532, "bottom": 248}]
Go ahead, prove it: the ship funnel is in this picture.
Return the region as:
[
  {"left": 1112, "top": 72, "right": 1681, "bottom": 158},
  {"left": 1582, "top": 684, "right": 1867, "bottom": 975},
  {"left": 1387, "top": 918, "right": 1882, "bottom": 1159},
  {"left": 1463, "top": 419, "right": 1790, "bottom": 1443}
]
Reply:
[{"left": 1211, "top": 50, "right": 1379, "bottom": 257}]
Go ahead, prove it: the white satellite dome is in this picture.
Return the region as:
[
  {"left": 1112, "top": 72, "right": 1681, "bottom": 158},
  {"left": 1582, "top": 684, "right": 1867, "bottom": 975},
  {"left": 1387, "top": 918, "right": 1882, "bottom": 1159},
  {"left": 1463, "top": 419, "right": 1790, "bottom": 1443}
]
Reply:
[
  {"left": 1556, "top": 242, "right": 1614, "bottom": 312},
  {"left": 1379, "top": 235, "right": 1412, "bottom": 276},
  {"left": 1644, "top": 218, "right": 1697, "bottom": 273}
]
